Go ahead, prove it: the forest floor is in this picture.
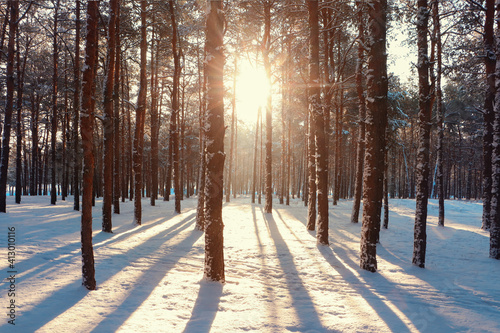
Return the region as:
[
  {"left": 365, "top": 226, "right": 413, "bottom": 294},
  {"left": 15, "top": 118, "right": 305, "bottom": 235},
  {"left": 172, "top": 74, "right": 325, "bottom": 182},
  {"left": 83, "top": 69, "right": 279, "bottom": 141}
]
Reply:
[{"left": 0, "top": 195, "right": 498, "bottom": 332}]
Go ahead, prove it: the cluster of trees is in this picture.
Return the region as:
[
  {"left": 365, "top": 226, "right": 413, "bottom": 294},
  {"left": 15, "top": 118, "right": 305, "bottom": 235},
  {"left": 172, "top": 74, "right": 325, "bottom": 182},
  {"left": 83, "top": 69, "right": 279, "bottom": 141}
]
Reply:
[{"left": 0, "top": 0, "right": 497, "bottom": 287}]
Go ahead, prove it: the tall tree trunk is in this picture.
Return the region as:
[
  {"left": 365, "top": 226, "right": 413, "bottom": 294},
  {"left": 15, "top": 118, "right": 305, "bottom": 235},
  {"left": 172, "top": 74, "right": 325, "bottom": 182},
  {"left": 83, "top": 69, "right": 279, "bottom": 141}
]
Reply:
[
  {"left": 0, "top": 0, "right": 17, "bottom": 212},
  {"left": 150, "top": 31, "right": 159, "bottom": 207},
  {"left": 307, "top": 0, "right": 328, "bottom": 245},
  {"left": 306, "top": 96, "right": 316, "bottom": 230},
  {"left": 80, "top": 0, "right": 98, "bottom": 290},
  {"left": 73, "top": 0, "right": 81, "bottom": 211},
  {"left": 113, "top": 0, "right": 121, "bottom": 213},
  {"left": 351, "top": 0, "right": 366, "bottom": 224},
  {"left": 263, "top": 1, "right": 273, "bottom": 214},
  {"left": 169, "top": 0, "right": 181, "bottom": 213},
  {"left": 196, "top": 35, "right": 206, "bottom": 230},
  {"left": 482, "top": 0, "right": 495, "bottom": 230},
  {"left": 359, "top": 0, "right": 388, "bottom": 272},
  {"left": 252, "top": 108, "right": 261, "bottom": 204},
  {"left": 489, "top": 0, "right": 500, "bottom": 259},
  {"left": 102, "top": 0, "right": 117, "bottom": 232},
  {"left": 412, "top": 0, "right": 431, "bottom": 268},
  {"left": 226, "top": 58, "right": 237, "bottom": 203},
  {"left": 15, "top": 30, "right": 26, "bottom": 204},
  {"left": 204, "top": 0, "right": 225, "bottom": 282},
  {"left": 51, "top": 0, "right": 60, "bottom": 205},
  {"left": 433, "top": 0, "right": 444, "bottom": 227},
  {"left": 133, "top": 0, "right": 148, "bottom": 225}
]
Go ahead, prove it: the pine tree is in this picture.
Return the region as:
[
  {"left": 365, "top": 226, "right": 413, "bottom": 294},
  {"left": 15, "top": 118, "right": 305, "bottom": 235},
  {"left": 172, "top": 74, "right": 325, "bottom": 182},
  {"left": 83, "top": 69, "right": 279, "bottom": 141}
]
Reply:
[
  {"left": 204, "top": 0, "right": 225, "bottom": 282},
  {"left": 80, "top": 0, "right": 99, "bottom": 291},
  {"left": 359, "top": 0, "right": 388, "bottom": 272},
  {"left": 412, "top": 0, "right": 432, "bottom": 268}
]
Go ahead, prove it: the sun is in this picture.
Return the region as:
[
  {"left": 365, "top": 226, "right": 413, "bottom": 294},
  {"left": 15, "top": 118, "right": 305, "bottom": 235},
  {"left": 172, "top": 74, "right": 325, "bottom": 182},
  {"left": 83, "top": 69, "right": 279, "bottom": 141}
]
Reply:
[{"left": 234, "top": 60, "right": 270, "bottom": 125}]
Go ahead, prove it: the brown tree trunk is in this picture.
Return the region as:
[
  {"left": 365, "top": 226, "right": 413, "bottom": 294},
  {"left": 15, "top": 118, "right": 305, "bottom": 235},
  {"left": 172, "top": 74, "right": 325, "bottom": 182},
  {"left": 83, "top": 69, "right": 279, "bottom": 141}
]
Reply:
[
  {"left": 150, "top": 30, "right": 159, "bottom": 207},
  {"left": 351, "top": 1, "right": 366, "bottom": 224},
  {"left": 73, "top": 0, "right": 81, "bottom": 211},
  {"left": 80, "top": 0, "right": 98, "bottom": 290},
  {"left": 102, "top": 0, "right": 117, "bottom": 232},
  {"left": 0, "top": 0, "right": 17, "bottom": 212},
  {"left": 15, "top": 29, "right": 27, "bottom": 204},
  {"left": 482, "top": 0, "right": 495, "bottom": 230},
  {"left": 169, "top": 0, "right": 181, "bottom": 213},
  {"left": 412, "top": 0, "right": 431, "bottom": 268},
  {"left": 204, "top": 0, "right": 225, "bottom": 282},
  {"left": 252, "top": 108, "right": 261, "bottom": 204},
  {"left": 263, "top": 1, "right": 273, "bottom": 214},
  {"left": 226, "top": 58, "right": 237, "bottom": 203},
  {"left": 50, "top": 0, "right": 60, "bottom": 206},
  {"left": 359, "top": 0, "right": 388, "bottom": 272},
  {"left": 307, "top": 0, "right": 328, "bottom": 244},
  {"left": 133, "top": 0, "right": 148, "bottom": 225},
  {"left": 113, "top": 0, "right": 121, "bottom": 213}
]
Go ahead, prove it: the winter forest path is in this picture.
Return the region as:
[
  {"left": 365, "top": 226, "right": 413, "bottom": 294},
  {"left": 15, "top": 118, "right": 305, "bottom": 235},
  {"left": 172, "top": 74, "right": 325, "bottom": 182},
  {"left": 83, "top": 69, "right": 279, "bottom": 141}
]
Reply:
[{"left": 0, "top": 196, "right": 498, "bottom": 332}]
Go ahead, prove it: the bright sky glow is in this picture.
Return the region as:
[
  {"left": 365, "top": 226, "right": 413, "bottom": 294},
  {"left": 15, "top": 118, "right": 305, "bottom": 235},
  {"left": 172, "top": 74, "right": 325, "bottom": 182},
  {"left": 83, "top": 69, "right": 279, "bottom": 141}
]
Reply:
[{"left": 234, "top": 59, "right": 270, "bottom": 125}]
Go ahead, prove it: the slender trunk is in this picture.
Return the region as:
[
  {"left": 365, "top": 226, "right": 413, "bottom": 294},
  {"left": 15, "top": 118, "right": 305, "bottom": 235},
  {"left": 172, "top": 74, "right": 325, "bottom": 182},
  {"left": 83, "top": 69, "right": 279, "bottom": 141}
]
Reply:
[
  {"left": 51, "top": 0, "right": 60, "bottom": 205},
  {"left": 252, "top": 108, "right": 261, "bottom": 203},
  {"left": 169, "top": 0, "right": 181, "bottom": 213},
  {"left": 308, "top": 0, "right": 328, "bottom": 245},
  {"left": 15, "top": 30, "right": 26, "bottom": 204},
  {"left": 113, "top": 1, "right": 121, "bottom": 213},
  {"left": 80, "top": 0, "right": 98, "bottom": 290},
  {"left": 263, "top": 1, "right": 273, "bottom": 214},
  {"left": 102, "top": 0, "right": 117, "bottom": 232},
  {"left": 150, "top": 25, "right": 159, "bottom": 206},
  {"left": 73, "top": 0, "right": 81, "bottom": 211},
  {"left": 133, "top": 0, "right": 148, "bottom": 225},
  {"left": 483, "top": 0, "right": 495, "bottom": 230},
  {"left": 306, "top": 97, "right": 316, "bottom": 230},
  {"left": 226, "top": 58, "right": 237, "bottom": 203},
  {"left": 0, "top": 0, "right": 18, "bottom": 212},
  {"left": 204, "top": 0, "right": 225, "bottom": 282},
  {"left": 359, "top": 0, "right": 388, "bottom": 272},
  {"left": 412, "top": 0, "right": 431, "bottom": 268},
  {"left": 351, "top": 1, "right": 366, "bottom": 223}
]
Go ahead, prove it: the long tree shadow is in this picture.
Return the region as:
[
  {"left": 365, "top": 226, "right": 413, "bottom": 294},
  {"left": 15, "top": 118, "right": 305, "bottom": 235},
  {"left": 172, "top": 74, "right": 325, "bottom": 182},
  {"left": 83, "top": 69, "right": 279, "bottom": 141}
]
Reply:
[
  {"left": 263, "top": 212, "right": 331, "bottom": 332},
  {"left": 5, "top": 211, "right": 195, "bottom": 289},
  {"left": 91, "top": 223, "right": 203, "bottom": 332},
  {"left": 182, "top": 281, "right": 223, "bottom": 333},
  {"left": 11, "top": 213, "right": 197, "bottom": 332},
  {"left": 320, "top": 240, "right": 459, "bottom": 332}
]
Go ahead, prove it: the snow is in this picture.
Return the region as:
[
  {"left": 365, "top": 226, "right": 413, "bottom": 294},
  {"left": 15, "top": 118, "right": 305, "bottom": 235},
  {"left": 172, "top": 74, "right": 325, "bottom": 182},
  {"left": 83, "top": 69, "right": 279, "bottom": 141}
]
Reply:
[{"left": 0, "top": 196, "right": 499, "bottom": 332}]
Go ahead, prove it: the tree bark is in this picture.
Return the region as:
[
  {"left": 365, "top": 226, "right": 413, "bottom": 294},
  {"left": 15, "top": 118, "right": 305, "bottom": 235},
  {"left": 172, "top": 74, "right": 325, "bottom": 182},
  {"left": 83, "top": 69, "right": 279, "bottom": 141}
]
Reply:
[
  {"left": 50, "top": 0, "right": 60, "bottom": 206},
  {"left": 359, "top": 0, "right": 388, "bottom": 272},
  {"left": 482, "top": 0, "right": 495, "bottom": 230},
  {"left": 204, "top": 0, "right": 225, "bottom": 282},
  {"left": 113, "top": 0, "right": 121, "bottom": 214},
  {"left": 263, "top": 1, "right": 273, "bottom": 214},
  {"left": 133, "top": 0, "right": 148, "bottom": 225},
  {"left": 0, "top": 0, "right": 18, "bottom": 212},
  {"left": 351, "top": 0, "right": 366, "bottom": 224},
  {"left": 102, "top": 0, "right": 118, "bottom": 232},
  {"left": 80, "top": 0, "right": 98, "bottom": 290},
  {"left": 412, "top": 0, "right": 431, "bottom": 268},
  {"left": 73, "top": 0, "right": 81, "bottom": 211}
]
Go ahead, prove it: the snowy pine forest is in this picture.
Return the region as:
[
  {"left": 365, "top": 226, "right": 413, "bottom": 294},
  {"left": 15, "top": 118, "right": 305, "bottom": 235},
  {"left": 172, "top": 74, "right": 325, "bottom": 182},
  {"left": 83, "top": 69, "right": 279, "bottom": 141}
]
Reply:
[{"left": 0, "top": 0, "right": 499, "bottom": 332}]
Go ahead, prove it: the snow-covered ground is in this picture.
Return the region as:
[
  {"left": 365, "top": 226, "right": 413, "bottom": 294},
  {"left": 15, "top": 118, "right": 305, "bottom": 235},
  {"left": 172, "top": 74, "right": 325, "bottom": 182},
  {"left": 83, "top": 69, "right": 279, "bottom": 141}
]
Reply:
[{"left": 0, "top": 195, "right": 498, "bottom": 332}]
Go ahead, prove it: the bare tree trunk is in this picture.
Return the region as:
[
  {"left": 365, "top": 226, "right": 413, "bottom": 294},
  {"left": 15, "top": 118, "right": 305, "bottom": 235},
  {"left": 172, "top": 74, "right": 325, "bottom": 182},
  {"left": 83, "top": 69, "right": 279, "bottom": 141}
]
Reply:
[
  {"left": 15, "top": 29, "right": 26, "bottom": 204},
  {"left": 150, "top": 24, "right": 159, "bottom": 207},
  {"left": 80, "top": 0, "right": 98, "bottom": 290},
  {"left": 252, "top": 108, "right": 261, "bottom": 204},
  {"left": 412, "top": 0, "right": 431, "bottom": 268},
  {"left": 307, "top": 0, "right": 328, "bottom": 244},
  {"left": 73, "top": 0, "right": 81, "bottom": 211},
  {"left": 433, "top": 0, "right": 444, "bottom": 227},
  {"left": 306, "top": 98, "right": 316, "bottom": 230},
  {"left": 263, "top": 1, "right": 273, "bottom": 214},
  {"left": 169, "top": 0, "right": 181, "bottom": 213},
  {"left": 0, "top": 0, "right": 17, "bottom": 212},
  {"left": 50, "top": 0, "right": 60, "bottom": 205},
  {"left": 226, "top": 58, "right": 237, "bottom": 203},
  {"left": 133, "top": 0, "right": 148, "bottom": 225},
  {"left": 359, "top": 0, "right": 388, "bottom": 272},
  {"left": 113, "top": 0, "right": 121, "bottom": 213},
  {"left": 102, "top": 0, "right": 118, "bottom": 232},
  {"left": 204, "top": 0, "right": 225, "bottom": 282},
  {"left": 351, "top": 1, "right": 366, "bottom": 224},
  {"left": 482, "top": 0, "right": 495, "bottom": 230}
]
